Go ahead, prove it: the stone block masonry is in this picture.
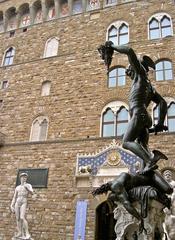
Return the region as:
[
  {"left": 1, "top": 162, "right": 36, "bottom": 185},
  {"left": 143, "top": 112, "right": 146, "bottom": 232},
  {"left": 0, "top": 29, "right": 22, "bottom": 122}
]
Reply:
[{"left": 0, "top": 0, "right": 175, "bottom": 239}]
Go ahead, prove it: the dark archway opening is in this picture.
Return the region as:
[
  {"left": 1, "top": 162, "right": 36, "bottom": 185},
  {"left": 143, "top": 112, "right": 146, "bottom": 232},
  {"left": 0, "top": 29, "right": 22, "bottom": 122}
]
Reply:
[{"left": 95, "top": 201, "right": 116, "bottom": 240}]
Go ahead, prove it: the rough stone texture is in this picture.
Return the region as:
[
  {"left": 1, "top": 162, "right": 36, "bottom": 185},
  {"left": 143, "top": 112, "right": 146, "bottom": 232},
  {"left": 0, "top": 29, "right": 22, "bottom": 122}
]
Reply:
[
  {"left": 114, "top": 201, "right": 165, "bottom": 240},
  {"left": 0, "top": 0, "right": 175, "bottom": 239}
]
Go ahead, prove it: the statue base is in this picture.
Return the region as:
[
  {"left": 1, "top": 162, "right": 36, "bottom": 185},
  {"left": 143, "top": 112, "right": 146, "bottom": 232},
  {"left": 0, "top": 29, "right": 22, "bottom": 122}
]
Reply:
[{"left": 114, "top": 200, "right": 165, "bottom": 240}]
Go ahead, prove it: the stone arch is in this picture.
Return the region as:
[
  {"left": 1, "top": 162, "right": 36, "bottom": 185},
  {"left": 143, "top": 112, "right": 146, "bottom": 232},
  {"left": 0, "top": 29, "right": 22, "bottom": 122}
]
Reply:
[
  {"left": 5, "top": 7, "right": 17, "bottom": 31},
  {"left": 45, "top": 0, "right": 55, "bottom": 20},
  {"left": 18, "top": 3, "right": 30, "bottom": 27},
  {"left": 32, "top": 0, "right": 43, "bottom": 24}
]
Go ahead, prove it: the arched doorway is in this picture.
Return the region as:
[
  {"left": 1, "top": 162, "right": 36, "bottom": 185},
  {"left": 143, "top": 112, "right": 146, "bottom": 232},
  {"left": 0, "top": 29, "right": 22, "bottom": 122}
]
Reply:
[{"left": 95, "top": 201, "right": 116, "bottom": 240}]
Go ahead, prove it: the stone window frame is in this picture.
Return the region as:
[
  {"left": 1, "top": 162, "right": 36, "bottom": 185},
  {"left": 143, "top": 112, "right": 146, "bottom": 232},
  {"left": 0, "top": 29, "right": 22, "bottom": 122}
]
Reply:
[
  {"left": 30, "top": 116, "right": 49, "bottom": 142},
  {"left": 100, "top": 101, "right": 129, "bottom": 137},
  {"left": 108, "top": 65, "right": 126, "bottom": 88},
  {"left": 43, "top": 37, "right": 59, "bottom": 58},
  {"left": 41, "top": 80, "right": 51, "bottom": 96},
  {"left": 106, "top": 21, "right": 129, "bottom": 45},
  {"left": 155, "top": 59, "right": 173, "bottom": 81},
  {"left": 1, "top": 46, "right": 15, "bottom": 66},
  {"left": 1, "top": 80, "right": 8, "bottom": 90},
  {"left": 148, "top": 13, "right": 173, "bottom": 40},
  {"left": 152, "top": 97, "right": 175, "bottom": 133}
]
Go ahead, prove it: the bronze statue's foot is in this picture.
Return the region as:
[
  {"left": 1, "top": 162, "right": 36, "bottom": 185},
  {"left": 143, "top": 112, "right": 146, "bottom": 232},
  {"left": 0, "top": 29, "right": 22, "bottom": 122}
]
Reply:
[
  {"left": 142, "top": 150, "right": 167, "bottom": 174},
  {"left": 152, "top": 150, "right": 168, "bottom": 162}
]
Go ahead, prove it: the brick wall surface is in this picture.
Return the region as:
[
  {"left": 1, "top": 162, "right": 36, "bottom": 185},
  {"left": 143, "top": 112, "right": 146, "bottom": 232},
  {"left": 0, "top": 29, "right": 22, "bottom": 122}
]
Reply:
[{"left": 0, "top": 0, "right": 175, "bottom": 239}]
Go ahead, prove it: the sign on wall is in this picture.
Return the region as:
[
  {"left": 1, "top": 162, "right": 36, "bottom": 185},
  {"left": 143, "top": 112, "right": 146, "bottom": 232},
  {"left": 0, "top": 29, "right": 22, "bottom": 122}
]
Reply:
[
  {"left": 16, "top": 168, "right": 49, "bottom": 188},
  {"left": 74, "top": 200, "right": 88, "bottom": 240}
]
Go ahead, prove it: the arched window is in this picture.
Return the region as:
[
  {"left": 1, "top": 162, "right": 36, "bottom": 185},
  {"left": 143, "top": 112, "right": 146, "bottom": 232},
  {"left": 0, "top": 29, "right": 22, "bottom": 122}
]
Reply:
[
  {"left": 119, "top": 23, "right": 129, "bottom": 45},
  {"left": 2, "top": 47, "right": 15, "bottom": 66},
  {"left": 102, "top": 108, "right": 115, "bottom": 137},
  {"left": 155, "top": 60, "right": 173, "bottom": 81},
  {"left": 161, "top": 16, "right": 172, "bottom": 38},
  {"left": 101, "top": 101, "right": 129, "bottom": 137},
  {"left": 153, "top": 100, "right": 175, "bottom": 133},
  {"left": 30, "top": 116, "right": 48, "bottom": 141},
  {"left": 107, "top": 21, "right": 129, "bottom": 45},
  {"left": 108, "top": 26, "right": 117, "bottom": 45},
  {"left": 6, "top": 7, "right": 17, "bottom": 31},
  {"left": 46, "top": 0, "right": 55, "bottom": 20},
  {"left": 33, "top": 1, "right": 43, "bottom": 24},
  {"left": 19, "top": 4, "right": 31, "bottom": 27},
  {"left": 43, "top": 37, "right": 59, "bottom": 58},
  {"left": 167, "top": 103, "right": 175, "bottom": 132},
  {"left": 108, "top": 67, "right": 126, "bottom": 87},
  {"left": 60, "top": 0, "right": 69, "bottom": 16},
  {"left": 72, "top": 0, "right": 82, "bottom": 14},
  {"left": 116, "top": 107, "right": 128, "bottom": 136},
  {"left": 41, "top": 81, "right": 51, "bottom": 96},
  {"left": 149, "top": 13, "right": 173, "bottom": 40}
]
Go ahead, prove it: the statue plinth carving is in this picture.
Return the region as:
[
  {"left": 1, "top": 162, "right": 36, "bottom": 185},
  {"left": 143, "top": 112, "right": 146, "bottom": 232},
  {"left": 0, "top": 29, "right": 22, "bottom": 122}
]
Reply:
[{"left": 114, "top": 201, "right": 165, "bottom": 240}]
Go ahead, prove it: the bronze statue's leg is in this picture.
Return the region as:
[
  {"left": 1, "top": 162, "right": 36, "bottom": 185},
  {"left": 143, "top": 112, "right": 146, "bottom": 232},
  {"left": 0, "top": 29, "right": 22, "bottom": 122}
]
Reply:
[
  {"left": 118, "top": 189, "right": 142, "bottom": 221},
  {"left": 152, "top": 171, "right": 173, "bottom": 195},
  {"left": 137, "top": 128, "right": 149, "bottom": 152},
  {"left": 122, "top": 116, "right": 152, "bottom": 165}
]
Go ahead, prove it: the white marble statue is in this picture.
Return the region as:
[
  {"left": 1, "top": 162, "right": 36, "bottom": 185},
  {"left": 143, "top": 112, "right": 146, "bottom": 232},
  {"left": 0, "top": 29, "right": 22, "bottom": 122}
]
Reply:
[
  {"left": 163, "top": 170, "right": 175, "bottom": 240},
  {"left": 11, "top": 172, "right": 33, "bottom": 240},
  {"left": 163, "top": 170, "right": 175, "bottom": 190}
]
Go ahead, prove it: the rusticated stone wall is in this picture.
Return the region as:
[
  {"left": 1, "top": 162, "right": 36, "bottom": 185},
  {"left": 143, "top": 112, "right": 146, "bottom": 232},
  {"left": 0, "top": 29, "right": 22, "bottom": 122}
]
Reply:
[{"left": 0, "top": 0, "right": 175, "bottom": 239}]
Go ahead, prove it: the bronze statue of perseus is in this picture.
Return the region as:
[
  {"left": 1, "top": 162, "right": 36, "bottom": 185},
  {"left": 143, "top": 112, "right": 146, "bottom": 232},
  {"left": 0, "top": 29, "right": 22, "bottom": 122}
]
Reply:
[{"left": 98, "top": 41, "right": 168, "bottom": 173}]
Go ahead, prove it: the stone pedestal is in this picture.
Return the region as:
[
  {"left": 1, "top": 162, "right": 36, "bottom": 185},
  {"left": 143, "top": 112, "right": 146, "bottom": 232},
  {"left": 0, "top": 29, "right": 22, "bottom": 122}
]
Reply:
[{"left": 114, "top": 200, "right": 165, "bottom": 240}]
